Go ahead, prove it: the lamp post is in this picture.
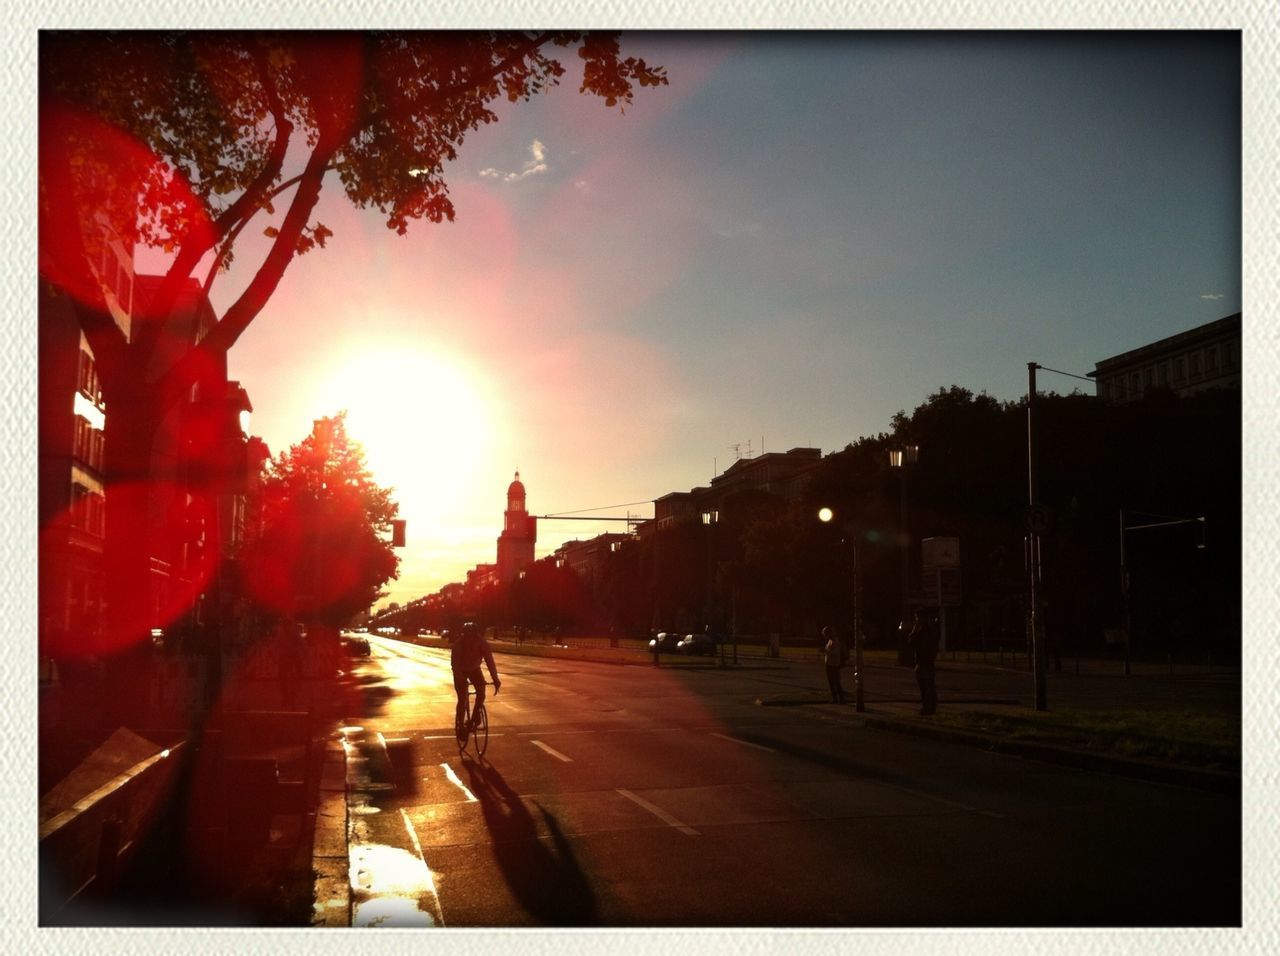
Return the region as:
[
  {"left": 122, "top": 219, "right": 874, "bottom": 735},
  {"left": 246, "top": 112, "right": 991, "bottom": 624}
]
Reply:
[
  {"left": 818, "top": 507, "right": 864, "bottom": 712},
  {"left": 889, "top": 444, "right": 919, "bottom": 665},
  {"left": 702, "top": 508, "right": 722, "bottom": 665},
  {"left": 1025, "top": 363, "right": 1049, "bottom": 711}
]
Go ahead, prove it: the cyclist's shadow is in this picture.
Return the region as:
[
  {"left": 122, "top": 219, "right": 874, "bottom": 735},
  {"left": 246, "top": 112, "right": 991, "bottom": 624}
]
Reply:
[{"left": 461, "top": 759, "right": 597, "bottom": 925}]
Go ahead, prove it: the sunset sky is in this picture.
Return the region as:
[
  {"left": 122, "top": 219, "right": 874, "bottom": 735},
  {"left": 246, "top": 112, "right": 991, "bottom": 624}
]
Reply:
[{"left": 191, "top": 32, "right": 1240, "bottom": 609}]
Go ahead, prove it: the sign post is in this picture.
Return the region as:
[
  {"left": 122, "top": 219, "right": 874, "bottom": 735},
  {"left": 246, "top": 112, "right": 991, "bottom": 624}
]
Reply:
[{"left": 921, "top": 537, "right": 961, "bottom": 652}]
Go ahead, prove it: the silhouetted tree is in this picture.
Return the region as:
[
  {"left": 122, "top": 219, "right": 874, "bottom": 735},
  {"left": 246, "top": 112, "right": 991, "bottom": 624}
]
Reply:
[{"left": 240, "top": 414, "right": 399, "bottom": 628}]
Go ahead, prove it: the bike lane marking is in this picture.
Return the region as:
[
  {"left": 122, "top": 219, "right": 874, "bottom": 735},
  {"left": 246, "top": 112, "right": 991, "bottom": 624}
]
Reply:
[
  {"left": 530, "top": 739, "right": 573, "bottom": 762},
  {"left": 710, "top": 732, "right": 776, "bottom": 753},
  {"left": 616, "top": 788, "right": 700, "bottom": 836},
  {"left": 440, "top": 762, "right": 478, "bottom": 802},
  {"left": 869, "top": 777, "right": 1005, "bottom": 819},
  {"left": 341, "top": 724, "right": 450, "bottom": 928}
]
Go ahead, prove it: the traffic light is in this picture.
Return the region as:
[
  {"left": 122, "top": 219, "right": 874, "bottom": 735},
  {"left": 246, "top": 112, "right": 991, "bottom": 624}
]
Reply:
[{"left": 391, "top": 519, "right": 406, "bottom": 547}]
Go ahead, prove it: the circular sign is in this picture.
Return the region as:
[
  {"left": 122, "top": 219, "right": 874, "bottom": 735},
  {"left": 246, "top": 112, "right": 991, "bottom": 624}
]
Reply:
[{"left": 1025, "top": 505, "right": 1054, "bottom": 535}]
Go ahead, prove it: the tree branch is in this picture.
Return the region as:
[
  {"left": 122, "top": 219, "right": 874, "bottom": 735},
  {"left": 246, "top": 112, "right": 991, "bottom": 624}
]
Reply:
[
  {"left": 202, "top": 163, "right": 338, "bottom": 297},
  {"left": 138, "top": 42, "right": 295, "bottom": 368},
  {"left": 210, "top": 41, "right": 294, "bottom": 240},
  {"left": 175, "top": 133, "right": 339, "bottom": 386}
]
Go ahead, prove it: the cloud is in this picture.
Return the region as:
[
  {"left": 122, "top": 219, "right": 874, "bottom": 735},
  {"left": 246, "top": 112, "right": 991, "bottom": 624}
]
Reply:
[
  {"left": 1200, "top": 293, "right": 1225, "bottom": 300},
  {"left": 709, "top": 214, "right": 763, "bottom": 239},
  {"left": 480, "top": 139, "right": 550, "bottom": 183}
]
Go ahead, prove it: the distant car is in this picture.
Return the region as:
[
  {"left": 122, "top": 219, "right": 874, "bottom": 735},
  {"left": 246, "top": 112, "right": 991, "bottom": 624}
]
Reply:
[
  {"left": 648, "top": 632, "right": 682, "bottom": 654},
  {"left": 342, "top": 634, "right": 371, "bottom": 657},
  {"left": 677, "top": 633, "right": 716, "bottom": 656}
]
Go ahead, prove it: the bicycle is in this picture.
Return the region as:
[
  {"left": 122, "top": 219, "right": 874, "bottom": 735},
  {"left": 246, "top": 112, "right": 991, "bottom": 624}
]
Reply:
[{"left": 455, "top": 682, "right": 490, "bottom": 758}]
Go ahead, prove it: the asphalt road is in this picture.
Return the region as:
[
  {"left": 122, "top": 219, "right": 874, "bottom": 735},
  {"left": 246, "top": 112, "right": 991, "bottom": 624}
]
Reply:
[{"left": 338, "top": 634, "right": 1239, "bottom": 928}]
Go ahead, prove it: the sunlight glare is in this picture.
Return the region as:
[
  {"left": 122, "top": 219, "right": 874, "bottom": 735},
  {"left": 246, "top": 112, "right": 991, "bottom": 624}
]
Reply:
[{"left": 313, "top": 346, "right": 502, "bottom": 523}]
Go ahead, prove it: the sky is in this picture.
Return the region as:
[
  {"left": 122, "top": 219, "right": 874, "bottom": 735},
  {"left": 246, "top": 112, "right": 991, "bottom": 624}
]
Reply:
[{"left": 196, "top": 32, "right": 1240, "bottom": 610}]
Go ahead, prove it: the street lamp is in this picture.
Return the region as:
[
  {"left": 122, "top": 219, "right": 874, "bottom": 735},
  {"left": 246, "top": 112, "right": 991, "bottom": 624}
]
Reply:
[
  {"left": 889, "top": 444, "right": 919, "bottom": 665},
  {"left": 702, "top": 509, "right": 722, "bottom": 665},
  {"left": 818, "top": 506, "right": 864, "bottom": 712}
]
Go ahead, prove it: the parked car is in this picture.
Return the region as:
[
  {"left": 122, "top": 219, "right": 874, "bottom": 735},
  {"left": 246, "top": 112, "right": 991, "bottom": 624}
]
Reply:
[
  {"left": 648, "top": 631, "right": 682, "bottom": 654},
  {"left": 677, "top": 633, "right": 716, "bottom": 656},
  {"left": 341, "top": 634, "right": 371, "bottom": 657}
]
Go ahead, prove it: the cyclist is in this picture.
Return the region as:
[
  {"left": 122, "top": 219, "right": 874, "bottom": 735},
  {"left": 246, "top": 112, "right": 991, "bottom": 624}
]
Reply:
[{"left": 451, "top": 622, "right": 501, "bottom": 735}]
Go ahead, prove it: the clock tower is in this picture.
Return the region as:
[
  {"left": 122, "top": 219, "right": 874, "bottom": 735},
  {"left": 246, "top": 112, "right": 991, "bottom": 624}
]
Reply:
[{"left": 496, "top": 470, "right": 537, "bottom": 582}]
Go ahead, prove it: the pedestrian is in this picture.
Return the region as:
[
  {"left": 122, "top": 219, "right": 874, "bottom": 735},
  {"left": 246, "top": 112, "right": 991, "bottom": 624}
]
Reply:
[
  {"left": 821, "top": 625, "right": 847, "bottom": 704},
  {"left": 907, "top": 608, "right": 939, "bottom": 715},
  {"left": 279, "top": 621, "right": 305, "bottom": 710}
]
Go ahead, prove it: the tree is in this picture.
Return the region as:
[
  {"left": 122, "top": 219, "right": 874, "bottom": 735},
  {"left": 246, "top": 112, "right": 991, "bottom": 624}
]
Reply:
[
  {"left": 38, "top": 31, "right": 667, "bottom": 652},
  {"left": 240, "top": 414, "right": 399, "bottom": 627}
]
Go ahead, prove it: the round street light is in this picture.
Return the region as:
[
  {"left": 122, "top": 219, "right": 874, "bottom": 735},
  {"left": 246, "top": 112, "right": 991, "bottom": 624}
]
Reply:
[
  {"left": 817, "top": 506, "right": 864, "bottom": 712},
  {"left": 889, "top": 444, "right": 920, "bottom": 666}
]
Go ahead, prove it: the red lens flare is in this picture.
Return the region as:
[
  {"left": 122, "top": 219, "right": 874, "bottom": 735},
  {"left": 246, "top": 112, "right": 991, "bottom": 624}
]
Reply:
[
  {"left": 39, "top": 102, "right": 214, "bottom": 315},
  {"left": 39, "top": 480, "right": 219, "bottom": 660}
]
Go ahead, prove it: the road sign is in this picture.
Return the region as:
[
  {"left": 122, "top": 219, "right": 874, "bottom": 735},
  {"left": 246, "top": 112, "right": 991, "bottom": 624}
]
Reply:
[
  {"left": 1025, "top": 505, "right": 1054, "bottom": 535},
  {"left": 921, "top": 567, "right": 963, "bottom": 607},
  {"left": 921, "top": 536, "right": 960, "bottom": 568}
]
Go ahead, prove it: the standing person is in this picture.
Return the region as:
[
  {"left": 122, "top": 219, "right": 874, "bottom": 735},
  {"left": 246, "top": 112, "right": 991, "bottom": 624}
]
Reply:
[
  {"left": 908, "top": 608, "right": 939, "bottom": 715},
  {"left": 279, "top": 621, "right": 305, "bottom": 710},
  {"left": 451, "top": 622, "right": 501, "bottom": 736},
  {"left": 821, "top": 625, "right": 847, "bottom": 704}
]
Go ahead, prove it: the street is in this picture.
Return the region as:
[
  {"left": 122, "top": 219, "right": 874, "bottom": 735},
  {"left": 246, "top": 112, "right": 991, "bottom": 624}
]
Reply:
[{"left": 335, "top": 634, "right": 1239, "bottom": 927}]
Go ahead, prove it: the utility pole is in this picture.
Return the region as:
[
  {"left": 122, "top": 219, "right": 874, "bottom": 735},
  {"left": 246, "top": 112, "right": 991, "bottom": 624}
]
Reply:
[
  {"left": 1027, "top": 363, "right": 1048, "bottom": 711},
  {"left": 852, "top": 540, "right": 864, "bottom": 712},
  {"left": 1119, "top": 508, "right": 1131, "bottom": 677}
]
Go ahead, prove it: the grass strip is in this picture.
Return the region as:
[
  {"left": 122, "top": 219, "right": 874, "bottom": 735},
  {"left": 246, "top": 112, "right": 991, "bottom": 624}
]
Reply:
[{"left": 928, "top": 708, "right": 1239, "bottom": 771}]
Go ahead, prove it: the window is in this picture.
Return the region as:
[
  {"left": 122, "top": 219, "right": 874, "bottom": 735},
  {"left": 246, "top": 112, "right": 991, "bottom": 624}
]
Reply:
[
  {"left": 1144, "top": 367, "right": 1154, "bottom": 388},
  {"left": 87, "top": 493, "right": 106, "bottom": 537},
  {"left": 72, "top": 416, "right": 89, "bottom": 461},
  {"left": 1159, "top": 363, "right": 1169, "bottom": 386},
  {"left": 78, "top": 351, "right": 94, "bottom": 396},
  {"left": 1130, "top": 373, "right": 1140, "bottom": 396},
  {"left": 69, "top": 482, "right": 89, "bottom": 531},
  {"left": 1191, "top": 352, "right": 1201, "bottom": 376},
  {"left": 1174, "top": 357, "right": 1185, "bottom": 381},
  {"left": 1206, "top": 347, "right": 1218, "bottom": 372}
]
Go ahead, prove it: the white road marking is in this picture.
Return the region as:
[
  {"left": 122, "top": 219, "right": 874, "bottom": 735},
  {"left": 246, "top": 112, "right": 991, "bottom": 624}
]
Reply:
[
  {"left": 710, "top": 732, "right": 776, "bottom": 753},
  {"left": 441, "top": 762, "right": 477, "bottom": 802},
  {"left": 399, "top": 808, "right": 445, "bottom": 921},
  {"left": 616, "top": 788, "right": 700, "bottom": 836},
  {"left": 347, "top": 810, "right": 446, "bottom": 927},
  {"left": 530, "top": 739, "right": 573, "bottom": 762},
  {"left": 872, "top": 779, "right": 1004, "bottom": 819}
]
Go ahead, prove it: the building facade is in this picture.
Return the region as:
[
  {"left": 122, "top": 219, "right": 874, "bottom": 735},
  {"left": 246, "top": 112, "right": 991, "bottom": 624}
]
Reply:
[
  {"left": 649, "top": 446, "right": 823, "bottom": 535},
  {"left": 1089, "top": 313, "right": 1241, "bottom": 403},
  {"left": 38, "top": 283, "right": 115, "bottom": 642}
]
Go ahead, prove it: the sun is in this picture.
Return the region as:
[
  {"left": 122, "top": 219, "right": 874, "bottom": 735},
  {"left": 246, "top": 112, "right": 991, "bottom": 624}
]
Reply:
[{"left": 310, "top": 346, "right": 503, "bottom": 523}]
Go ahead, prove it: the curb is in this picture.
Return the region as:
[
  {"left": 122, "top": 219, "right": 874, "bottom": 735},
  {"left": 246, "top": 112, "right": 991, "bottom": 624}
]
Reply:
[{"left": 310, "top": 736, "right": 350, "bottom": 927}]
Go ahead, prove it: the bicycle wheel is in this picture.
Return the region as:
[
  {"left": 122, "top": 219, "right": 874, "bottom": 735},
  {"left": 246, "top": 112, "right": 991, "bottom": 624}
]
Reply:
[
  {"left": 473, "top": 702, "right": 489, "bottom": 757},
  {"left": 456, "top": 702, "right": 470, "bottom": 756}
]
